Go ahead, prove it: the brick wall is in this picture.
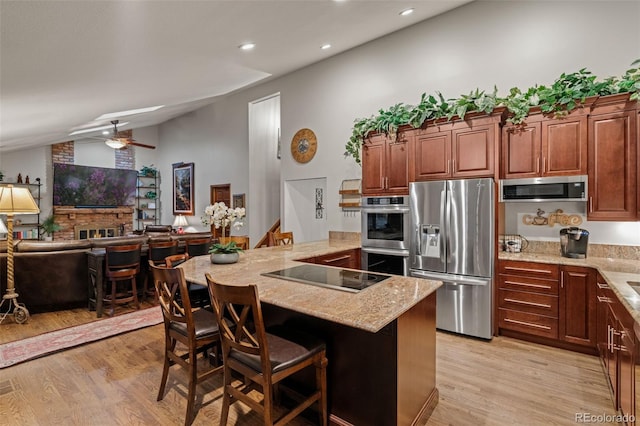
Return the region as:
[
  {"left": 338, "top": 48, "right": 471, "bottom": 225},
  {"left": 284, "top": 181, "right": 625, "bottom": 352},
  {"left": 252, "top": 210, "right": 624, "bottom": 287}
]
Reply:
[
  {"left": 115, "top": 130, "right": 135, "bottom": 169},
  {"left": 52, "top": 141, "right": 74, "bottom": 164}
]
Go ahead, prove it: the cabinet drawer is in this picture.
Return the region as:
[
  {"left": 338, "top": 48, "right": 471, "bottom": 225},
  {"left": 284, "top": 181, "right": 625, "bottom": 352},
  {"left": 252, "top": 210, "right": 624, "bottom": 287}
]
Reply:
[
  {"left": 498, "top": 274, "right": 559, "bottom": 295},
  {"left": 498, "top": 289, "right": 558, "bottom": 317},
  {"left": 315, "top": 249, "right": 358, "bottom": 269},
  {"left": 499, "top": 308, "right": 558, "bottom": 339},
  {"left": 498, "top": 260, "right": 559, "bottom": 280}
]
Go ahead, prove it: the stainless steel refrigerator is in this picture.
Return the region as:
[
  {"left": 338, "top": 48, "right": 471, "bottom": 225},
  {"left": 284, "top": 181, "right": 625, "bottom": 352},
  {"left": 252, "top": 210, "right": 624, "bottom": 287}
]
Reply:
[{"left": 409, "top": 178, "right": 494, "bottom": 339}]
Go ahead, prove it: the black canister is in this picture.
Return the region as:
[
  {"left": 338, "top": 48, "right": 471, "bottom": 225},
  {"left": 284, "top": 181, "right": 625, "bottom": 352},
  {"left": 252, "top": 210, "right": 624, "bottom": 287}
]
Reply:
[{"left": 559, "top": 227, "right": 589, "bottom": 259}]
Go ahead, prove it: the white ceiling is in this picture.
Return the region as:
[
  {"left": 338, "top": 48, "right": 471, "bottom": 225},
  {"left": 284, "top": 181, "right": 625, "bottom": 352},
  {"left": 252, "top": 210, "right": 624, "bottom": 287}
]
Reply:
[{"left": 0, "top": 0, "right": 472, "bottom": 153}]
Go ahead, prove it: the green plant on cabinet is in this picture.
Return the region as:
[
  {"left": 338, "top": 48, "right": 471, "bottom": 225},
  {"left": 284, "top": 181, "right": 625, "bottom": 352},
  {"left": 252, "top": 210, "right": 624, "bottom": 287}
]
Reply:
[{"left": 345, "top": 59, "right": 640, "bottom": 164}]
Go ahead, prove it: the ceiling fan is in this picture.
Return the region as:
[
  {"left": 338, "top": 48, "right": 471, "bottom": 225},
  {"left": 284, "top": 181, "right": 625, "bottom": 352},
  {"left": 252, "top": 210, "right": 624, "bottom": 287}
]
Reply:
[{"left": 104, "top": 120, "right": 155, "bottom": 150}]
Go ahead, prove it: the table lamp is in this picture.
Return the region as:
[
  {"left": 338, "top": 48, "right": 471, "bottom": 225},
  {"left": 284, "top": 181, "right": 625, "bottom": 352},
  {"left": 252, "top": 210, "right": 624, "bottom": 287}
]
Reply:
[
  {"left": 173, "top": 215, "right": 188, "bottom": 234},
  {"left": 0, "top": 184, "right": 40, "bottom": 324}
]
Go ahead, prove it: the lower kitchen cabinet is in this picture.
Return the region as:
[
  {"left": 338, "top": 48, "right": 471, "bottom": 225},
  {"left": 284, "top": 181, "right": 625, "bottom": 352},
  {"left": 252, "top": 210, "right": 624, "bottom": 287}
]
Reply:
[
  {"left": 497, "top": 260, "right": 597, "bottom": 352},
  {"left": 297, "top": 248, "right": 361, "bottom": 269},
  {"left": 559, "top": 265, "right": 597, "bottom": 347},
  {"left": 597, "top": 273, "right": 636, "bottom": 424}
]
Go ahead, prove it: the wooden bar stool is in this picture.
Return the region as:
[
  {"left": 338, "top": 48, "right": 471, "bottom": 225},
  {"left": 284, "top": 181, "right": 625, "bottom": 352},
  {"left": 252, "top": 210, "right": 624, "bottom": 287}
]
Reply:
[
  {"left": 103, "top": 244, "right": 142, "bottom": 317},
  {"left": 206, "top": 273, "right": 328, "bottom": 426},
  {"left": 218, "top": 236, "right": 249, "bottom": 250},
  {"left": 151, "top": 263, "right": 223, "bottom": 426},
  {"left": 268, "top": 231, "right": 294, "bottom": 247},
  {"left": 144, "top": 240, "right": 179, "bottom": 301},
  {"left": 185, "top": 237, "right": 212, "bottom": 257}
]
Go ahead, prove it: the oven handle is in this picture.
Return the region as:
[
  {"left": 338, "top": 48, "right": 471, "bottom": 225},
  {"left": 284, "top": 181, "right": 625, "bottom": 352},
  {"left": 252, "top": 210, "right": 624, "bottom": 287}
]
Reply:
[
  {"left": 361, "top": 247, "right": 409, "bottom": 257},
  {"left": 361, "top": 207, "right": 410, "bottom": 214}
]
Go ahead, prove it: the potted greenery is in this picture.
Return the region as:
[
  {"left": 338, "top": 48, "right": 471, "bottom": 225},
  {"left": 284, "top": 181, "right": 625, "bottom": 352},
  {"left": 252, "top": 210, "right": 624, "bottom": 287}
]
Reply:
[
  {"left": 202, "top": 202, "right": 246, "bottom": 264},
  {"left": 40, "top": 215, "right": 62, "bottom": 241},
  {"left": 139, "top": 165, "right": 157, "bottom": 177}
]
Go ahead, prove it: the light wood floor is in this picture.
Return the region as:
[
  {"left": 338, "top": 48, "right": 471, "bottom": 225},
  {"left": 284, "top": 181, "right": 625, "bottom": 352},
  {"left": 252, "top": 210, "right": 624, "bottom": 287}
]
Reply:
[{"left": 0, "top": 311, "right": 618, "bottom": 425}]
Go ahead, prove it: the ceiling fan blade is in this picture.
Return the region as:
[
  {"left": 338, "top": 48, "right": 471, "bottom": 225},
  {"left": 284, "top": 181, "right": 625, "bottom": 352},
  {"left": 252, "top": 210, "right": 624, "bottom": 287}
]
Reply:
[{"left": 127, "top": 141, "right": 156, "bottom": 149}]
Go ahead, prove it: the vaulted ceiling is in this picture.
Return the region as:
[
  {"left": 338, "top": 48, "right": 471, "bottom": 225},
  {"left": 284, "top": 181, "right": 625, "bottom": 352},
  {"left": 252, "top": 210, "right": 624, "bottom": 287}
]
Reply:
[{"left": 0, "top": 0, "right": 472, "bottom": 153}]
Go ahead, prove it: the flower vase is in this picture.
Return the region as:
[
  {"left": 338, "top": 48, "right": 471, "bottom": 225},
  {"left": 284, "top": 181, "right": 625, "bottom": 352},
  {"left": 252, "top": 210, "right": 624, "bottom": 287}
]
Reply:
[{"left": 210, "top": 252, "right": 239, "bottom": 264}]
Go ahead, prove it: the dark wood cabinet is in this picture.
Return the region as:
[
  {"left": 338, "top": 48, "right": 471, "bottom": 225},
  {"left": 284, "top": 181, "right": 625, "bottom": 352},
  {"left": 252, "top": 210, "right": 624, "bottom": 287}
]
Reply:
[
  {"left": 497, "top": 260, "right": 559, "bottom": 340},
  {"left": 298, "top": 248, "right": 361, "bottom": 270},
  {"left": 598, "top": 272, "right": 636, "bottom": 424},
  {"left": 362, "top": 132, "right": 412, "bottom": 195},
  {"left": 415, "top": 113, "right": 501, "bottom": 181},
  {"left": 498, "top": 261, "right": 598, "bottom": 352},
  {"left": 559, "top": 265, "right": 596, "bottom": 348},
  {"left": 587, "top": 99, "right": 637, "bottom": 221},
  {"left": 501, "top": 112, "right": 587, "bottom": 179}
]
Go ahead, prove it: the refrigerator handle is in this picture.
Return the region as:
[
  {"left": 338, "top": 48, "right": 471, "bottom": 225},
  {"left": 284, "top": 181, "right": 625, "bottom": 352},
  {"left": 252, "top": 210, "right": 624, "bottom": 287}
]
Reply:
[
  {"left": 445, "top": 186, "right": 452, "bottom": 264},
  {"left": 439, "top": 190, "right": 446, "bottom": 264},
  {"left": 415, "top": 225, "right": 422, "bottom": 256}
]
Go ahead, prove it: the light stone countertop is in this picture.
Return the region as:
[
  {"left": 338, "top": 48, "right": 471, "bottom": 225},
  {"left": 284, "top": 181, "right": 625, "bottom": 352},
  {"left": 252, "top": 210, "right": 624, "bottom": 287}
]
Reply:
[
  {"left": 180, "top": 240, "right": 441, "bottom": 333},
  {"left": 499, "top": 251, "right": 640, "bottom": 325}
]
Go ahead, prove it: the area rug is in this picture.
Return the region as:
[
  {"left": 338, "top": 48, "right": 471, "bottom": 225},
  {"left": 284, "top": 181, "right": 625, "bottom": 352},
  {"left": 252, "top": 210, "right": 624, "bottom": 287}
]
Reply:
[{"left": 0, "top": 306, "right": 163, "bottom": 369}]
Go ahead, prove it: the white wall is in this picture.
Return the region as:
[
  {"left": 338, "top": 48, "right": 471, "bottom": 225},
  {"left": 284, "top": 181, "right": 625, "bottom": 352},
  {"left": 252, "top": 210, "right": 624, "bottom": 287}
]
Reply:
[
  {"left": 284, "top": 178, "right": 327, "bottom": 243},
  {"left": 2, "top": 1, "right": 639, "bottom": 245}
]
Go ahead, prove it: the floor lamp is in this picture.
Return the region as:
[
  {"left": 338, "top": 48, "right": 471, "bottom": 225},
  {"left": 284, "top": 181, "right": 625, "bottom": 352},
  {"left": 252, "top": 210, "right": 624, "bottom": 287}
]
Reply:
[{"left": 0, "top": 184, "right": 40, "bottom": 324}]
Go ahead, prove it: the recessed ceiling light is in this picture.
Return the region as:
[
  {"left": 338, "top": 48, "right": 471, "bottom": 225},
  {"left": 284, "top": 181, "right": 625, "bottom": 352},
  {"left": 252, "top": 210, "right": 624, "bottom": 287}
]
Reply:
[
  {"left": 96, "top": 105, "right": 164, "bottom": 121},
  {"left": 321, "top": 44, "right": 331, "bottom": 50},
  {"left": 69, "top": 122, "right": 129, "bottom": 136},
  {"left": 400, "top": 8, "right": 414, "bottom": 16},
  {"left": 239, "top": 43, "right": 255, "bottom": 51}
]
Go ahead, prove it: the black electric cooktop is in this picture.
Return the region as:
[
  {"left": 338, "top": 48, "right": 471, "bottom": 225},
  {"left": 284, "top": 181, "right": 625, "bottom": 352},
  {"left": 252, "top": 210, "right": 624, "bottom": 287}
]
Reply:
[{"left": 262, "top": 264, "right": 390, "bottom": 293}]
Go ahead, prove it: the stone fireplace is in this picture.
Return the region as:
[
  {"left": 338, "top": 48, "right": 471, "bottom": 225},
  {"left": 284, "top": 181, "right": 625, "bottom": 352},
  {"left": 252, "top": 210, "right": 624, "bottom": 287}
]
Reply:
[{"left": 53, "top": 207, "right": 134, "bottom": 240}]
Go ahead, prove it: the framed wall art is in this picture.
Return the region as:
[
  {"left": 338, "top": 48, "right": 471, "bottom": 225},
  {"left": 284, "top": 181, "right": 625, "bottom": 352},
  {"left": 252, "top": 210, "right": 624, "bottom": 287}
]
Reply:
[
  {"left": 233, "top": 193, "right": 245, "bottom": 209},
  {"left": 172, "top": 162, "right": 195, "bottom": 215}
]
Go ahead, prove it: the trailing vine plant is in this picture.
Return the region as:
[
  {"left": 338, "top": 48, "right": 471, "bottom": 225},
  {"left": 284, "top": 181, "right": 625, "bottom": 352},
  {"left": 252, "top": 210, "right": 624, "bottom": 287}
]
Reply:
[{"left": 344, "top": 59, "right": 640, "bottom": 165}]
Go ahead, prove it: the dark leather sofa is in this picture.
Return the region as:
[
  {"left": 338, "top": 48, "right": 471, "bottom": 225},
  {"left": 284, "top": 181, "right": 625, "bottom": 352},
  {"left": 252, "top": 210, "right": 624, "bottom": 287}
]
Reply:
[{"left": 0, "top": 230, "right": 213, "bottom": 313}]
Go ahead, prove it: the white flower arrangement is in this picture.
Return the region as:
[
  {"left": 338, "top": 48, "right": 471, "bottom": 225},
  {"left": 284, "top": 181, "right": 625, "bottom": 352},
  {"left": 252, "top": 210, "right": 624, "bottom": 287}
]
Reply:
[{"left": 202, "top": 202, "right": 247, "bottom": 254}]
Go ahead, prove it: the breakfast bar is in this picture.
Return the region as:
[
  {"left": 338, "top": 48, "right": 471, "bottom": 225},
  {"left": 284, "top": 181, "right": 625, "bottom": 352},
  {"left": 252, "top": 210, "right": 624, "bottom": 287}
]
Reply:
[{"left": 180, "top": 240, "right": 442, "bottom": 425}]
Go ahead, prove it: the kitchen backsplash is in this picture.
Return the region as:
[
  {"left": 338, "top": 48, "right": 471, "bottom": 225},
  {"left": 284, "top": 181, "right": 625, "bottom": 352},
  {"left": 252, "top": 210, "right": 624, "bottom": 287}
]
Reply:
[{"left": 523, "top": 240, "right": 640, "bottom": 260}]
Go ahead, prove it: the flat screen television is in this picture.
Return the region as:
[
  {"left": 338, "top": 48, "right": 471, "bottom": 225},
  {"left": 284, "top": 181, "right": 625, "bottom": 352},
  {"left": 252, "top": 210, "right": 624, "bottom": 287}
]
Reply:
[{"left": 53, "top": 163, "right": 138, "bottom": 207}]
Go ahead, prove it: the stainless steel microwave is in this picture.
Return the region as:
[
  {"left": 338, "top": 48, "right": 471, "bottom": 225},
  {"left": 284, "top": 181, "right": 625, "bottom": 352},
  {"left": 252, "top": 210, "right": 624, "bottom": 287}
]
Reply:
[{"left": 499, "top": 175, "right": 588, "bottom": 202}]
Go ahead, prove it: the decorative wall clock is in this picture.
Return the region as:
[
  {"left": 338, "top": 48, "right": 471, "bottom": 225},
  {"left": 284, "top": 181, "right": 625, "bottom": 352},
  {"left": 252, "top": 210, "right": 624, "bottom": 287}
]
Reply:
[{"left": 290, "top": 128, "right": 317, "bottom": 163}]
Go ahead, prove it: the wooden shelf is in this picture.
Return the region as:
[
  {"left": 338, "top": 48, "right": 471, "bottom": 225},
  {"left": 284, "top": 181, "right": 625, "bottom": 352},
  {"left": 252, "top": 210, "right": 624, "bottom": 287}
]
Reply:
[
  {"left": 339, "top": 189, "right": 361, "bottom": 195},
  {"left": 339, "top": 202, "right": 361, "bottom": 208}
]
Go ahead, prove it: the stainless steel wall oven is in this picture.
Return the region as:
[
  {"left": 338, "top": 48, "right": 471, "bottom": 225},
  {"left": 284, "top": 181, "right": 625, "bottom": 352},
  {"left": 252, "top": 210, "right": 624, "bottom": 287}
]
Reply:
[{"left": 361, "top": 196, "right": 410, "bottom": 251}]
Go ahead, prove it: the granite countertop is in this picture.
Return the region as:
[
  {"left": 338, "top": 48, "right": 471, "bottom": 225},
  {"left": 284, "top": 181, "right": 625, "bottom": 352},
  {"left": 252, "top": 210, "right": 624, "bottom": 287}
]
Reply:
[
  {"left": 499, "top": 251, "right": 640, "bottom": 326},
  {"left": 180, "top": 240, "right": 441, "bottom": 333}
]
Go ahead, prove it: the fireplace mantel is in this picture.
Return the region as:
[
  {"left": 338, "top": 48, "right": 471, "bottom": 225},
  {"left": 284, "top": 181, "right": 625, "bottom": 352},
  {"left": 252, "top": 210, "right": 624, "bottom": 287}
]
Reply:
[{"left": 53, "top": 206, "right": 134, "bottom": 240}]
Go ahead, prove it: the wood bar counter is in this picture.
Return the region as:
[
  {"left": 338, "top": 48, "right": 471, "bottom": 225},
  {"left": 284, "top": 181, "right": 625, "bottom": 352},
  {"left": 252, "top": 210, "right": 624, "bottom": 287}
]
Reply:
[{"left": 180, "top": 240, "right": 441, "bottom": 426}]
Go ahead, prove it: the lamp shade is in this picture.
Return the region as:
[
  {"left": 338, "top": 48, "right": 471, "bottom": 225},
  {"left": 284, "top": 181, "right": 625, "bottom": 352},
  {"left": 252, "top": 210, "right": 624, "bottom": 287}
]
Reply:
[
  {"left": 105, "top": 138, "right": 127, "bottom": 149},
  {"left": 0, "top": 218, "right": 7, "bottom": 234},
  {"left": 0, "top": 185, "right": 40, "bottom": 215},
  {"left": 173, "top": 215, "right": 189, "bottom": 227}
]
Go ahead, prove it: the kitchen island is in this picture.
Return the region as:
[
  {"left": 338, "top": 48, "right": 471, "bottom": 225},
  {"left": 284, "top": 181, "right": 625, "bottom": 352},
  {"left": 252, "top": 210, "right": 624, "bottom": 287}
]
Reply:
[{"left": 180, "top": 239, "right": 442, "bottom": 426}]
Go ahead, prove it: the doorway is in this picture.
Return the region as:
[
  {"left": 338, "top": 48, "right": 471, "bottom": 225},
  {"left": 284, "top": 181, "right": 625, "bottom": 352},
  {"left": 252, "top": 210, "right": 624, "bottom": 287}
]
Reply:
[
  {"left": 283, "top": 178, "right": 327, "bottom": 243},
  {"left": 209, "top": 184, "right": 230, "bottom": 238}
]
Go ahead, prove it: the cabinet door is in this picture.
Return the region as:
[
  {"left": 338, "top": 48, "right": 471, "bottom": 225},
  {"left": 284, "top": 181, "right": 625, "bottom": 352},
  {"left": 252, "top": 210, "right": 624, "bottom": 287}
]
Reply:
[
  {"left": 385, "top": 134, "right": 411, "bottom": 193},
  {"left": 541, "top": 116, "right": 587, "bottom": 176},
  {"left": 619, "top": 323, "right": 635, "bottom": 423},
  {"left": 588, "top": 110, "right": 637, "bottom": 221},
  {"left": 413, "top": 130, "right": 451, "bottom": 181},
  {"left": 315, "top": 249, "right": 359, "bottom": 268},
  {"left": 608, "top": 304, "right": 619, "bottom": 409},
  {"left": 501, "top": 123, "right": 541, "bottom": 179},
  {"left": 451, "top": 124, "right": 495, "bottom": 178},
  {"left": 361, "top": 135, "right": 386, "bottom": 195},
  {"left": 596, "top": 275, "right": 611, "bottom": 373},
  {"left": 559, "top": 266, "right": 596, "bottom": 347}
]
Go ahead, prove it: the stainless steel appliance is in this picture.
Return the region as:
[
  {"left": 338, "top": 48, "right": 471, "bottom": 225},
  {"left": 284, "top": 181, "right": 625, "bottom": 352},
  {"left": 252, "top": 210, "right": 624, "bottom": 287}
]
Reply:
[
  {"left": 409, "top": 178, "right": 494, "bottom": 340},
  {"left": 361, "top": 247, "right": 409, "bottom": 276},
  {"left": 560, "top": 227, "right": 589, "bottom": 259},
  {"left": 499, "top": 175, "right": 587, "bottom": 202},
  {"left": 262, "top": 264, "right": 390, "bottom": 293},
  {"left": 361, "top": 196, "right": 410, "bottom": 251}
]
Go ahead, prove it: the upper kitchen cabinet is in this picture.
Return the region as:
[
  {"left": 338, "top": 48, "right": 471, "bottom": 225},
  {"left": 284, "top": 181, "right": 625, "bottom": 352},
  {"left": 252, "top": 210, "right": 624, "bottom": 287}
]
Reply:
[
  {"left": 587, "top": 94, "right": 638, "bottom": 221},
  {"left": 362, "top": 130, "right": 413, "bottom": 195},
  {"left": 414, "top": 112, "right": 502, "bottom": 181},
  {"left": 501, "top": 109, "right": 588, "bottom": 179}
]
